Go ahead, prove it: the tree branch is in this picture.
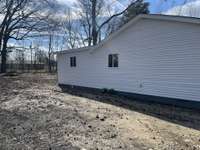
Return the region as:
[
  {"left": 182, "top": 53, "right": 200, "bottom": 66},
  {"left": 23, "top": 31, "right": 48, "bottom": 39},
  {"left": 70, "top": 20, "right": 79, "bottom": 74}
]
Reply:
[{"left": 98, "top": 0, "right": 139, "bottom": 33}]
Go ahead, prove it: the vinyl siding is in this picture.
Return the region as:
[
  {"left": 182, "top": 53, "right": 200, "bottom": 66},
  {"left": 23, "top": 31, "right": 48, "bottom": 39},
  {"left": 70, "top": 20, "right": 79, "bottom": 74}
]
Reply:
[{"left": 57, "top": 18, "right": 200, "bottom": 102}]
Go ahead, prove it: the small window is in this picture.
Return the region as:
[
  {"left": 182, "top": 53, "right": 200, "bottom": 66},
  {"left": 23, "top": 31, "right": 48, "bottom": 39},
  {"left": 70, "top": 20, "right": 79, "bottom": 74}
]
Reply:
[
  {"left": 108, "top": 54, "right": 118, "bottom": 67},
  {"left": 70, "top": 56, "right": 76, "bottom": 67}
]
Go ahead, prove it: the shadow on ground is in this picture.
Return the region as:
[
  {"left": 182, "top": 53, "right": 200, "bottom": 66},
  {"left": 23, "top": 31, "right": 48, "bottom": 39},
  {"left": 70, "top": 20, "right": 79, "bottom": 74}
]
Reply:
[{"left": 60, "top": 86, "right": 200, "bottom": 131}]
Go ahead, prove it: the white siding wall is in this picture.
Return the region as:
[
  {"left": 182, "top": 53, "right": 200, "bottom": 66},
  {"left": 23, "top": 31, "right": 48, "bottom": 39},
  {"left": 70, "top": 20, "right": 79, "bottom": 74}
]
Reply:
[{"left": 58, "top": 18, "right": 200, "bottom": 102}]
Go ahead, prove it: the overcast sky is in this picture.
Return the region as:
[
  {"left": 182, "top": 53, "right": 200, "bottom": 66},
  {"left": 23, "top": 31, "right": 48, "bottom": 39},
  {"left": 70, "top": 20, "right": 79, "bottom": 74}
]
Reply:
[
  {"left": 164, "top": 0, "right": 200, "bottom": 17},
  {"left": 56, "top": 0, "right": 200, "bottom": 16}
]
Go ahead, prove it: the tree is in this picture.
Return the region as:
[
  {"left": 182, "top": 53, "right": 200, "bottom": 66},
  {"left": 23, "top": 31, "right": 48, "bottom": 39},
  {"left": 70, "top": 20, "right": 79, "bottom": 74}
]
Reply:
[
  {"left": 75, "top": 0, "right": 149, "bottom": 46},
  {"left": 47, "top": 18, "right": 60, "bottom": 73},
  {"left": 91, "top": 0, "right": 98, "bottom": 45},
  {"left": 0, "top": 0, "right": 52, "bottom": 73},
  {"left": 120, "top": 0, "right": 149, "bottom": 25},
  {"left": 76, "top": 0, "right": 105, "bottom": 46},
  {"left": 62, "top": 8, "right": 84, "bottom": 49}
]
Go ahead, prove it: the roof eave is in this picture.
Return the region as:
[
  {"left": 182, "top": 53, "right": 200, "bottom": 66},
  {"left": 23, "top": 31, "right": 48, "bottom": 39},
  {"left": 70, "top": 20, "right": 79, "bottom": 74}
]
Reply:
[{"left": 54, "top": 46, "right": 93, "bottom": 55}]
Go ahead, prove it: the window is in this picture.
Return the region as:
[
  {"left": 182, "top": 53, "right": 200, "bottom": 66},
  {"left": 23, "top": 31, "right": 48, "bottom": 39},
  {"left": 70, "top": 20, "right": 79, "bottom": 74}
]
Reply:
[
  {"left": 108, "top": 54, "right": 118, "bottom": 67},
  {"left": 70, "top": 56, "right": 76, "bottom": 67}
]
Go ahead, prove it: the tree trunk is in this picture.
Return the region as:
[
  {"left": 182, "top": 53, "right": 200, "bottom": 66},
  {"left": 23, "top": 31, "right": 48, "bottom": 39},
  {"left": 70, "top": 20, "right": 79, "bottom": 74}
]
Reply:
[
  {"left": 92, "top": 0, "right": 98, "bottom": 45},
  {"left": 1, "top": 36, "right": 9, "bottom": 73},
  {"left": 88, "top": 24, "right": 92, "bottom": 46},
  {"left": 48, "top": 34, "right": 52, "bottom": 73},
  {"left": 0, "top": 35, "right": 9, "bottom": 73},
  {"left": 1, "top": 53, "right": 7, "bottom": 73}
]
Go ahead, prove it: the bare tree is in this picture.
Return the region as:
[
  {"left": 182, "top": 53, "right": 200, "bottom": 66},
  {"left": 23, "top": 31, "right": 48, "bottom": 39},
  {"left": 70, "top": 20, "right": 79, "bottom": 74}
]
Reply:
[
  {"left": 46, "top": 18, "right": 60, "bottom": 72},
  {"left": 76, "top": 0, "right": 105, "bottom": 46},
  {"left": 0, "top": 0, "right": 53, "bottom": 73},
  {"left": 62, "top": 8, "right": 81, "bottom": 49},
  {"left": 75, "top": 0, "right": 148, "bottom": 46}
]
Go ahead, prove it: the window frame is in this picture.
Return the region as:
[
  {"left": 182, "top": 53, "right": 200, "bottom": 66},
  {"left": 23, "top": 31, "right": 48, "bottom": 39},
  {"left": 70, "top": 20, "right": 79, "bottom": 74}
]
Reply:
[
  {"left": 108, "top": 54, "right": 119, "bottom": 68},
  {"left": 70, "top": 56, "right": 76, "bottom": 67}
]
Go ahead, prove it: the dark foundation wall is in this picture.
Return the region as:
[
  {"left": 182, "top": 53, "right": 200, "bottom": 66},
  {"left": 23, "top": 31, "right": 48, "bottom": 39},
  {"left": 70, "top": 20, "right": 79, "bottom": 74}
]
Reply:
[{"left": 59, "top": 84, "right": 200, "bottom": 110}]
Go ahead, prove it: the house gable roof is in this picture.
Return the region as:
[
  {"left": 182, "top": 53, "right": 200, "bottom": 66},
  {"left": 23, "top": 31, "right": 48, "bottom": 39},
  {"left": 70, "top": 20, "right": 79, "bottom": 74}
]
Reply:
[{"left": 55, "top": 14, "right": 200, "bottom": 54}]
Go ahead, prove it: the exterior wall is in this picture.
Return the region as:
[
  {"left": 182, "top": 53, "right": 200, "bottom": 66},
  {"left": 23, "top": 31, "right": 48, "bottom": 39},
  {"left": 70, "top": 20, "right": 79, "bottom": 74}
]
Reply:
[{"left": 58, "top": 18, "right": 200, "bottom": 102}]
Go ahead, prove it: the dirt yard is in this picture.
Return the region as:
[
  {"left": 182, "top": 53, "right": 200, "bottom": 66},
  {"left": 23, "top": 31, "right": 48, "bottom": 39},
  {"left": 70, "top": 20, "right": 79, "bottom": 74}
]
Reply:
[{"left": 0, "top": 73, "right": 200, "bottom": 150}]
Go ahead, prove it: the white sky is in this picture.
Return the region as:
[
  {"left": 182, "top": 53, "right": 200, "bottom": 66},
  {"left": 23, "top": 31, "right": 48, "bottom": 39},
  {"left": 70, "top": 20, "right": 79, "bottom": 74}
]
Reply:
[
  {"left": 57, "top": 0, "right": 75, "bottom": 5},
  {"left": 164, "top": 0, "right": 200, "bottom": 17},
  {"left": 57, "top": 0, "right": 127, "bottom": 10}
]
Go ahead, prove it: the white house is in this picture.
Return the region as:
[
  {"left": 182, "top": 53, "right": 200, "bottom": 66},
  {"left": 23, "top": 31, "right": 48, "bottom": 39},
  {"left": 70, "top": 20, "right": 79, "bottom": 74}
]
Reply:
[{"left": 56, "top": 14, "right": 200, "bottom": 109}]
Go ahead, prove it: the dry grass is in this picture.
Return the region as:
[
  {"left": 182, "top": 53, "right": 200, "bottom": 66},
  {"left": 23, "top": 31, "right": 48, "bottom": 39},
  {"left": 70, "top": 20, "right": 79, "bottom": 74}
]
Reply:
[{"left": 0, "top": 73, "right": 200, "bottom": 150}]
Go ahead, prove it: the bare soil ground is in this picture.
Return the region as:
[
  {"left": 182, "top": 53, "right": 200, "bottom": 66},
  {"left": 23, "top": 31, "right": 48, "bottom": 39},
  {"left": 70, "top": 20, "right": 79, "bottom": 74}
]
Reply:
[{"left": 0, "top": 73, "right": 200, "bottom": 150}]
